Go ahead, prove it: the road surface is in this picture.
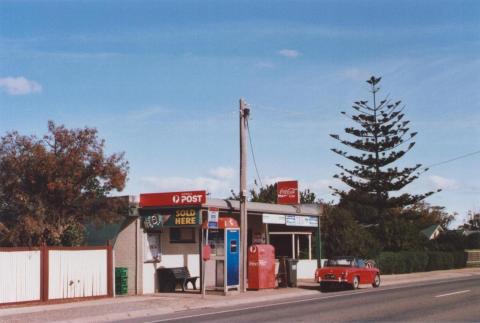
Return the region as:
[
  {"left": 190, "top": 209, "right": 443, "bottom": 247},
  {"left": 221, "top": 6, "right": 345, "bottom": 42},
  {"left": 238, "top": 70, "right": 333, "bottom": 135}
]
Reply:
[{"left": 123, "top": 276, "right": 479, "bottom": 322}]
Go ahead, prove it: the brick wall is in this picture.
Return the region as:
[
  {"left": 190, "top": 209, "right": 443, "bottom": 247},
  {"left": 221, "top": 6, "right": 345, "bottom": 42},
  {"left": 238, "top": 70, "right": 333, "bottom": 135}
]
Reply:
[{"left": 114, "top": 218, "right": 142, "bottom": 295}]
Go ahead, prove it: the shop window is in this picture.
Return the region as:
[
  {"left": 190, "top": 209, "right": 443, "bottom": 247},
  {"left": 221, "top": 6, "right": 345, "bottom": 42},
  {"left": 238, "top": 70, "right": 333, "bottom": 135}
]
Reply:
[{"left": 170, "top": 227, "right": 196, "bottom": 243}]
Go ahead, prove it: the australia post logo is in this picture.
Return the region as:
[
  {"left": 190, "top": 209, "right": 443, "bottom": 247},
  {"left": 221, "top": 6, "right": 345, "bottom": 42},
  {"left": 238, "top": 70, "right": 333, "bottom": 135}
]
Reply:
[
  {"left": 172, "top": 192, "right": 204, "bottom": 205},
  {"left": 140, "top": 190, "right": 206, "bottom": 207}
]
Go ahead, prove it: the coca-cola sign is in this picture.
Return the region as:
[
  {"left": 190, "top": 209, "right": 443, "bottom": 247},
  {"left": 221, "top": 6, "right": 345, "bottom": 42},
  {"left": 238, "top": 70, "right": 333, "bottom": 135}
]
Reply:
[
  {"left": 140, "top": 190, "right": 206, "bottom": 207},
  {"left": 277, "top": 180, "right": 299, "bottom": 205}
]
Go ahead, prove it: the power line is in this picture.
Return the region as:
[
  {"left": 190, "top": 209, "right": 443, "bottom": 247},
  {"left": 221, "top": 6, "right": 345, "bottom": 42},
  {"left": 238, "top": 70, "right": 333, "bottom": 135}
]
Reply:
[
  {"left": 246, "top": 118, "right": 263, "bottom": 187},
  {"left": 426, "top": 150, "right": 480, "bottom": 169}
]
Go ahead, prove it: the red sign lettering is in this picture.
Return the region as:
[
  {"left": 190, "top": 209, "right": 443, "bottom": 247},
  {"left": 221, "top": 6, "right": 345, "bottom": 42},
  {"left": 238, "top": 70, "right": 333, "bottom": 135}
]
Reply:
[{"left": 140, "top": 190, "right": 206, "bottom": 207}]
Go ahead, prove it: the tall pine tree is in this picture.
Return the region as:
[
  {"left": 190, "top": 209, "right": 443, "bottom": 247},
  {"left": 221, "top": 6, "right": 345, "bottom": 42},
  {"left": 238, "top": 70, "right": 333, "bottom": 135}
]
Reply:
[{"left": 330, "top": 76, "right": 437, "bottom": 219}]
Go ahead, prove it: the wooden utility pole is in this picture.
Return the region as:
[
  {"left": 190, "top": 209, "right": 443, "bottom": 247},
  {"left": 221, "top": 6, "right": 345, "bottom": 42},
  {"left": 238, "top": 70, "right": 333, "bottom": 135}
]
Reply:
[{"left": 239, "top": 98, "right": 249, "bottom": 293}]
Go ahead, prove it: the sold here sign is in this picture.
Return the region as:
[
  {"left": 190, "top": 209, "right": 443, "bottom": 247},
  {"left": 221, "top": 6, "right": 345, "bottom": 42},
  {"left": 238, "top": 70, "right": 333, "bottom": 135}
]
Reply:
[{"left": 140, "top": 190, "right": 206, "bottom": 207}]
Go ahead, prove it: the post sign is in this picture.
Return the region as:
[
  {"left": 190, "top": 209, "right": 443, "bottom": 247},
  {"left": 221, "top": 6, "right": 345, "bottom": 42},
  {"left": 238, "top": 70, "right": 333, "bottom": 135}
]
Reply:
[
  {"left": 208, "top": 207, "right": 219, "bottom": 228},
  {"left": 139, "top": 190, "right": 206, "bottom": 207},
  {"left": 276, "top": 181, "right": 299, "bottom": 205},
  {"left": 285, "top": 215, "right": 318, "bottom": 227},
  {"left": 142, "top": 208, "right": 201, "bottom": 229}
]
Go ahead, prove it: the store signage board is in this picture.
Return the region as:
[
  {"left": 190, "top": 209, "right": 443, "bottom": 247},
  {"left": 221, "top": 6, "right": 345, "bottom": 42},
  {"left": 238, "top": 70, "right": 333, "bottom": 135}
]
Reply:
[
  {"left": 139, "top": 190, "right": 206, "bottom": 207},
  {"left": 208, "top": 207, "right": 219, "bottom": 228},
  {"left": 277, "top": 181, "right": 299, "bottom": 205},
  {"left": 142, "top": 208, "right": 201, "bottom": 229},
  {"left": 285, "top": 215, "right": 318, "bottom": 227},
  {"left": 262, "top": 213, "right": 286, "bottom": 224}
]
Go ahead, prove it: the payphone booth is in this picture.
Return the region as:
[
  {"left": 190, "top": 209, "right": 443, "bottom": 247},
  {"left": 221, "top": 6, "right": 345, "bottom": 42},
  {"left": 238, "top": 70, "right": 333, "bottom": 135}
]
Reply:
[{"left": 202, "top": 217, "right": 240, "bottom": 294}]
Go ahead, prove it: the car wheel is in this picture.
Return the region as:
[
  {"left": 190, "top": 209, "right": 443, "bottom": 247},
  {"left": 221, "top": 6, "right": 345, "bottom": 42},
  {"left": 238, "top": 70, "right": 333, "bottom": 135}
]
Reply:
[
  {"left": 372, "top": 274, "right": 381, "bottom": 288},
  {"left": 351, "top": 276, "right": 359, "bottom": 290},
  {"left": 320, "top": 282, "right": 329, "bottom": 292}
]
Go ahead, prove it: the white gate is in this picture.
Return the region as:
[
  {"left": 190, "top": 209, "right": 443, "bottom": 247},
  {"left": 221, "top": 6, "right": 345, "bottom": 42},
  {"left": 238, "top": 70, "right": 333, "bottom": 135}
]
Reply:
[
  {"left": 0, "top": 249, "right": 41, "bottom": 303},
  {"left": 48, "top": 249, "right": 109, "bottom": 299}
]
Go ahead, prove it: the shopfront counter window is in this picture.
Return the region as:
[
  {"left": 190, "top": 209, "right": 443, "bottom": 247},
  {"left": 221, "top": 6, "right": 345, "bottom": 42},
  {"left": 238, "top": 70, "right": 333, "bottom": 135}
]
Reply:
[{"left": 170, "top": 227, "right": 196, "bottom": 243}]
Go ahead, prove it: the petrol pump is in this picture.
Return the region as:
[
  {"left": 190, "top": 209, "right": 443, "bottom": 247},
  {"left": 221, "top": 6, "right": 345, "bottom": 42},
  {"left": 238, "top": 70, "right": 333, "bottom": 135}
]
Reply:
[{"left": 202, "top": 217, "right": 240, "bottom": 294}]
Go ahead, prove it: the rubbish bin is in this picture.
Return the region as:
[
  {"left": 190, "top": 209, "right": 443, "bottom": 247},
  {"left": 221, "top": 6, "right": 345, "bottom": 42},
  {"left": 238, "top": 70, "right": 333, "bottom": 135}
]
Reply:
[
  {"left": 157, "top": 268, "right": 175, "bottom": 292},
  {"left": 115, "top": 267, "right": 128, "bottom": 295},
  {"left": 286, "top": 258, "right": 298, "bottom": 287}
]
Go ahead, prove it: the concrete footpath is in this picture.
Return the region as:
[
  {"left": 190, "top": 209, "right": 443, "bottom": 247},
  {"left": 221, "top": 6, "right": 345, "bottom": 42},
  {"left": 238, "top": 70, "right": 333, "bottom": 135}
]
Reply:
[{"left": 1, "top": 268, "right": 479, "bottom": 323}]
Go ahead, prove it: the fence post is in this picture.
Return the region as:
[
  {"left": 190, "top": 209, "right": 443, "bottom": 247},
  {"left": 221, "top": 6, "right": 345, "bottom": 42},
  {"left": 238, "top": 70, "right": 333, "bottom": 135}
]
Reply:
[
  {"left": 107, "top": 245, "right": 114, "bottom": 297},
  {"left": 40, "top": 245, "right": 49, "bottom": 302}
]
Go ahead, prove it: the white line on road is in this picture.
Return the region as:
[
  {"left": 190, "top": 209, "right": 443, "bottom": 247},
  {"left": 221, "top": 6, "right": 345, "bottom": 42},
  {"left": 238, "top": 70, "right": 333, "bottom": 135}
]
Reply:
[
  {"left": 144, "top": 278, "right": 478, "bottom": 323},
  {"left": 145, "top": 289, "right": 375, "bottom": 322},
  {"left": 435, "top": 290, "right": 470, "bottom": 298}
]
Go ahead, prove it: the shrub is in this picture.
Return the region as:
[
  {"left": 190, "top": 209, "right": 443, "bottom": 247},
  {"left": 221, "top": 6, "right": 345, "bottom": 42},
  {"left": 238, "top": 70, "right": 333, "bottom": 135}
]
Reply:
[
  {"left": 427, "top": 252, "right": 455, "bottom": 271},
  {"left": 466, "top": 232, "right": 480, "bottom": 249},
  {"left": 452, "top": 251, "right": 467, "bottom": 268},
  {"left": 377, "top": 252, "right": 397, "bottom": 274},
  {"left": 378, "top": 251, "right": 462, "bottom": 274},
  {"left": 427, "top": 252, "right": 443, "bottom": 271}
]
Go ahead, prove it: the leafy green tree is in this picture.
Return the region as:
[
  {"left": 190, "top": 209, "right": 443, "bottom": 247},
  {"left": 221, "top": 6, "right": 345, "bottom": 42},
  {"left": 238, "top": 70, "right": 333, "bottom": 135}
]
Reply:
[
  {"left": 249, "top": 184, "right": 277, "bottom": 203},
  {"left": 247, "top": 184, "right": 318, "bottom": 204},
  {"left": 375, "top": 210, "right": 428, "bottom": 252},
  {"left": 464, "top": 210, "right": 480, "bottom": 230},
  {"left": 433, "top": 231, "right": 467, "bottom": 252},
  {"left": 300, "top": 189, "right": 317, "bottom": 204},
  {"left": 330, "top": 76, "right": 438, "bottom": 219},
  {"left": 321, "top": 204, "right": 380, "bottom": 258},
  {"left": 0, "top": 121, "right": 129, "bottom": 247},
  {"left": 402, "top": 202, "right": 455, "bottom": 230}
]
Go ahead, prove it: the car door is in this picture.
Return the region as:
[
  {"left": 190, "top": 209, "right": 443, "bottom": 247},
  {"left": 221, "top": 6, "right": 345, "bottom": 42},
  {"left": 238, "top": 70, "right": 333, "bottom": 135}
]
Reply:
[{"left": 356, "top": 259, "right": 370, "bottom": 283}]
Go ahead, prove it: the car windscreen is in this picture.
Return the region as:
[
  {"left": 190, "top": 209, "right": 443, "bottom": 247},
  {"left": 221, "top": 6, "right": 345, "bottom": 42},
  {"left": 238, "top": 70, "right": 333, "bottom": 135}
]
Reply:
[{"left": 326, "top": 259, "right": 353, "bottom": 267}]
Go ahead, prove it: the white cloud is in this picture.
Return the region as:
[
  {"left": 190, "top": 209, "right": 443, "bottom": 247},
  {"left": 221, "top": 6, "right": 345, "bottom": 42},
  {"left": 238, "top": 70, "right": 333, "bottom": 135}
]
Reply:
[
  {"left": 428, "top": 175, "right": 460, "bottom": 190},
  {"left": 0, "top": 76, "right": 42, "bottom": 95},
  {"left": 209, "top": 166, "right": 235, "bottom": 179},
  {"left": 277, "top": 49, "right": 300, "bottom": 58}
]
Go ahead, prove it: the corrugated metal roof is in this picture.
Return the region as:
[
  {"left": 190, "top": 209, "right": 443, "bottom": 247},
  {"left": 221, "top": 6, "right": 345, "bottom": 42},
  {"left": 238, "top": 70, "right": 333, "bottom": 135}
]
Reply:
[{"left": 202, "top": 198, "right": 322, "bottom": 217}]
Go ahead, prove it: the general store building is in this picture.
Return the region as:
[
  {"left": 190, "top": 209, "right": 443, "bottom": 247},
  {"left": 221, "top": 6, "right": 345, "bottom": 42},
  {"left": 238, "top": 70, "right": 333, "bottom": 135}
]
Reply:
[{"left": 90, "top": 190, "right": 322, "bottom": 295}]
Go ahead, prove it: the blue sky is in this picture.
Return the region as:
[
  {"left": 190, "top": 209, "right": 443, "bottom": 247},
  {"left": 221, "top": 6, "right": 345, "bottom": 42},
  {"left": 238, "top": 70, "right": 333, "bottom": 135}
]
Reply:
[{"left": 1, "top": 0, "right": 479, "bottom": 226}]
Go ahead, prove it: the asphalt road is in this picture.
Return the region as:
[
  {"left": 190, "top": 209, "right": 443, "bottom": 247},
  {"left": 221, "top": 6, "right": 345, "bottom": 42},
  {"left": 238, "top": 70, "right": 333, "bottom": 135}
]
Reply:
[{"left": 127, "top": 277, "right": 480, "bottom": 323}]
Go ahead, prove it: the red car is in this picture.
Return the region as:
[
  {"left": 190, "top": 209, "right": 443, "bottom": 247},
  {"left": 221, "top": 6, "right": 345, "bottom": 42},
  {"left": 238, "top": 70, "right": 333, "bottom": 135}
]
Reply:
[{"left": 315, "top": 256, "right": 381, "bottom": 291}]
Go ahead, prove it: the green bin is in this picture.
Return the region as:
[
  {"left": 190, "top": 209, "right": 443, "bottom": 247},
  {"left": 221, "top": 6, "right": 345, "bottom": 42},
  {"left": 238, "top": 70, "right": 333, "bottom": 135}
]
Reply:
[{"left": 115, "top": 267, "right": 128, "bottom": 295}]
